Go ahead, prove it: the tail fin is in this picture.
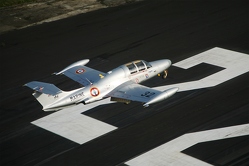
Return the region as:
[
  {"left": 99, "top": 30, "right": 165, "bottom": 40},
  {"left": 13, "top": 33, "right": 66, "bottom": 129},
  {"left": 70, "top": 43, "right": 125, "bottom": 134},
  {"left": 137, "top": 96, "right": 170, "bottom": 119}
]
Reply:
[{"left": 25, "top": 81, "right": 65, "bottom": 111}]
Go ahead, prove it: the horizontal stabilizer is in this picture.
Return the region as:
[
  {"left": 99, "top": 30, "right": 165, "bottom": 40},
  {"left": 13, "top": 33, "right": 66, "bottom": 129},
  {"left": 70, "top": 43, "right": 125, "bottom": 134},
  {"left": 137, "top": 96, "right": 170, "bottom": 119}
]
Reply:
[{"left": 25, "top": 81, "right": 63, "bottom": 95}]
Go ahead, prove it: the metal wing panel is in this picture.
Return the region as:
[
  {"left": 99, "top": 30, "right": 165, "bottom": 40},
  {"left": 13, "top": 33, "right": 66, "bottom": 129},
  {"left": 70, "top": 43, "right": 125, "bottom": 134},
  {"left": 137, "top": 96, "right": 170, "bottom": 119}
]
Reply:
[
  {"left": 61, "top": 66, "right": 105, "bottom": 86},
  {"left": 108, "top": 82, "right": 161, "bottom": 103}
]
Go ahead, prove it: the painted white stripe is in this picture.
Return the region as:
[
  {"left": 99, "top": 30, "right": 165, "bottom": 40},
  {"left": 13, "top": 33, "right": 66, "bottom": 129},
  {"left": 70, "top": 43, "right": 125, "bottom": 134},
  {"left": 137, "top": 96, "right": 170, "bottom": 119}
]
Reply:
[
  {"left": 32, "top": 98, "right": 117, "bottom": 144},
  {"left": 126, "top": 124, "right": 249, "bottom": 166},
  {"left": 154, "top": 47, "right": 249, "bottom": 92}
]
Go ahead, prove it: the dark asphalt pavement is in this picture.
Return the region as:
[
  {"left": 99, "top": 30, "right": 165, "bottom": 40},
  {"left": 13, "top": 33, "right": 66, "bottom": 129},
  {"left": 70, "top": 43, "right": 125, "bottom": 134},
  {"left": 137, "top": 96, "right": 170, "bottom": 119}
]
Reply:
[{"left": 0, "top": 0, "right": 248, "bottom": 165}]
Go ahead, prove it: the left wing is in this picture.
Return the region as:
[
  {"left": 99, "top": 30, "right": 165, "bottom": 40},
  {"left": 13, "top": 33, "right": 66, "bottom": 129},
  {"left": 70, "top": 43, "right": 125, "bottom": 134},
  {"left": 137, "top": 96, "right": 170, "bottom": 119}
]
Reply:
[
  {"left": 108, "top": 82, "right": 161, "bottom": 103},
  {"left": 57, "top": 65, "right": 105, "bottom": 87}
]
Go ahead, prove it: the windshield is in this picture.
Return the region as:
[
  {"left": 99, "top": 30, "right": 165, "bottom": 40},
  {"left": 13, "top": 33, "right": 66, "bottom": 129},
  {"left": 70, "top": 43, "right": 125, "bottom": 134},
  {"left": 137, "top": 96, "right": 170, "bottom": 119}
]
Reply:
[{"left": 143, "top": 60, "right": 152, "bottom": 69}]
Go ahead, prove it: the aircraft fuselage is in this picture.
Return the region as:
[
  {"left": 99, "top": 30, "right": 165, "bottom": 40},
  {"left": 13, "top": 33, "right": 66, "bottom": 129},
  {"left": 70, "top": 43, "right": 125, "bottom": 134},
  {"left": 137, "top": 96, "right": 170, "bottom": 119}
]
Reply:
[{"left": 43, "top": 59, "right": 171, "bottom": 111}]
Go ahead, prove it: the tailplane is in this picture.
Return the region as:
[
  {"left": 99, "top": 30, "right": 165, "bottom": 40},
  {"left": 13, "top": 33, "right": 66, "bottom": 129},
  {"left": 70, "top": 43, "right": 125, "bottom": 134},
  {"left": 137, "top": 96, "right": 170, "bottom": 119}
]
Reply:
[{"left": 25, "top": 81, "right": 66, "bottom": 111}]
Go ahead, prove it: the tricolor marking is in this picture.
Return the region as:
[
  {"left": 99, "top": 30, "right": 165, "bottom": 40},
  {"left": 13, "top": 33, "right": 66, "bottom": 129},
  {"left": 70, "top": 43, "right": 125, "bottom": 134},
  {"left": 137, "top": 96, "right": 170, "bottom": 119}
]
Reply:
[
  {"left": 75, "top": 68, "right": 85, "bottom": 74},
  {"left": 90, "top": 87, "right": 100, "bottom": 97}
]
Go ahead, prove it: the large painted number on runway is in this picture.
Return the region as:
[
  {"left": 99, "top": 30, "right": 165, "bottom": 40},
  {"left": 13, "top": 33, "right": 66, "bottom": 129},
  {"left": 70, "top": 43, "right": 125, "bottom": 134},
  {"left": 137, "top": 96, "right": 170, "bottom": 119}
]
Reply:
[
  {"left": 126, "top": 124, "right": 249, "bottom": 166},
  {"left": 31, "top": 47, "right": 249, "bottom": 145},
  {"left": 32, "top": 99, "right": 116, "bottom": 145},
  {"left": 155, "top": 47, "right": 249, "bottom": 92}
]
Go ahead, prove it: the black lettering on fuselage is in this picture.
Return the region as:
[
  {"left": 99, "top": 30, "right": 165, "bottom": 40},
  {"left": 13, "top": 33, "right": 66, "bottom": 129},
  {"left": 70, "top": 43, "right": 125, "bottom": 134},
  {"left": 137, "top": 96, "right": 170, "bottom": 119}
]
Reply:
[{"left": 70, "top": 92, "right": 84, "bottom": 101}]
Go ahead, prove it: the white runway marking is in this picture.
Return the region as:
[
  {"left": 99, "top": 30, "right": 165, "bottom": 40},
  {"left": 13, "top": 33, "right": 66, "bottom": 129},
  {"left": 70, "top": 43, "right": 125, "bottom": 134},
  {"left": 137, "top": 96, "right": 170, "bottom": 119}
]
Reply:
[
  {"left": 32, "top": 98, "right": 116, "bottom": 144},
  {"left": 126, "top": 124, "right": 249, "bottom": 166},
  {"left": 155, "top": 47, "right": 249, "bottom": 92}
]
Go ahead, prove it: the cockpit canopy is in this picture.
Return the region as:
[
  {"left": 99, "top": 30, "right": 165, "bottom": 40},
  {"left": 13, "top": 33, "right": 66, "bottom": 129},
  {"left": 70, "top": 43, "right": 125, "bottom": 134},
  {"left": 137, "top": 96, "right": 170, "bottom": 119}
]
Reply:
[{"left": 125, "top": 60, "right": 152, "bottom": 74}]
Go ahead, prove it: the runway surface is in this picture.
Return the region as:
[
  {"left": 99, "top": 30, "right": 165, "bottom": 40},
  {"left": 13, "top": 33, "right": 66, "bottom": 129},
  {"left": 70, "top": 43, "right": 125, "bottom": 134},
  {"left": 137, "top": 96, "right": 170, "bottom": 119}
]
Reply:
[{"left": 0, "top": 0, "right": 248, "bottom": 165}]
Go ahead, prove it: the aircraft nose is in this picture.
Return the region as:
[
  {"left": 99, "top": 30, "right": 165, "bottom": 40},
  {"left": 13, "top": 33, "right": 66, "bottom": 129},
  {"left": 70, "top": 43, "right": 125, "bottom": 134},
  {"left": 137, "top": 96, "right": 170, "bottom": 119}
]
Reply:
[
  {"left": 149, "top": 59, "right": 172, "bottom": 71},
  {"left": 165, "top": 59, "right": 171, "bottom": 68},
  {"left": 161, "top": 59, "right": 171, "bottom": 69}
]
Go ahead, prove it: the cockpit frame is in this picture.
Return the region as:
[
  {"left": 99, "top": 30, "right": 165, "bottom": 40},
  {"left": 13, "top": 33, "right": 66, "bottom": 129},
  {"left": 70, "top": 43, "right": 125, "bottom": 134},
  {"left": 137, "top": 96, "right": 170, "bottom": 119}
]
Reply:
[{"left": 125, "top": 60, "right": 152, "bottom": 74}]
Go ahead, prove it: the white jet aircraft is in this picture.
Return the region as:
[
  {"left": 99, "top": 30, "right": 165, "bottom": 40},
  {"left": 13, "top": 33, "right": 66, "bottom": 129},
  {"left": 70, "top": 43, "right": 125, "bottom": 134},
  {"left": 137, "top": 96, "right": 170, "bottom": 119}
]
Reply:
[{"left": 25, "top": 59, "right": 178, "bottom": 111}]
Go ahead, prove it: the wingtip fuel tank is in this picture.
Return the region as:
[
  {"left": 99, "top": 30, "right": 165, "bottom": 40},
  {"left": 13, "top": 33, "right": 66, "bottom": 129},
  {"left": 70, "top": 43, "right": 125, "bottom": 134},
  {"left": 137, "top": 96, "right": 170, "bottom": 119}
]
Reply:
[
  {"left": 55, "top": 59, "right": 90, "bottom": 75},
  {"left": 143, "top": 87, "right": 179, "bottom": 107}
]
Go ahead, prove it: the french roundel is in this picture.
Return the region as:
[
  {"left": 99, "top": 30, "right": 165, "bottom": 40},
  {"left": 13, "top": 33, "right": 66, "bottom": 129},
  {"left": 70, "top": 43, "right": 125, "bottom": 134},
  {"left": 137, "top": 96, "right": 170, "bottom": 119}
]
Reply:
[
  {"left": 90, "top": 87, "right": 100, "bottom": 97},
  {"left": 75, "top": 68, "right": 85, "bottom": 74}
]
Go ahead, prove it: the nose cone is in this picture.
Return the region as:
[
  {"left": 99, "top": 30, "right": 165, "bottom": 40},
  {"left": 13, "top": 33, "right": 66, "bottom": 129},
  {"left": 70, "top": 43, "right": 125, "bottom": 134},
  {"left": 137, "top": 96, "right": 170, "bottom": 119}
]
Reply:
[
  {"left": 150, "top": 59, "right": 172, "bottom": 72},
  {"left": 161, "top": 59, "right": 171, "bottom": 69}
]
